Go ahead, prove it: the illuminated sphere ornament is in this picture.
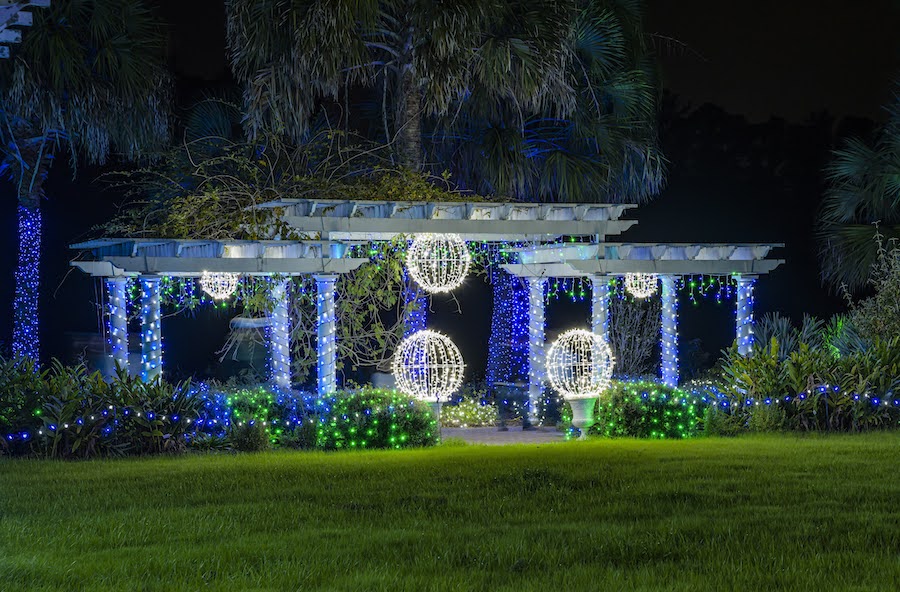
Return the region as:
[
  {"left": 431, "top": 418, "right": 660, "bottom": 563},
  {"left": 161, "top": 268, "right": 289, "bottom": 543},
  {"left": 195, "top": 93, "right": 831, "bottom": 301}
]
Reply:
[
  {"left": 547, "top": 329, "right": 615, "bottom": 433},
  {"left": 392, "top": 329, "right": 465, "bottom": 403},
  {"left": 199, "top": 271, "right": 239, "bottom": 300},
  {"left": 624, "top": 273, "right": 658, "bottom": 299},
  {"left": 406, "top": 233, "right": 471, "bottom": 293}
]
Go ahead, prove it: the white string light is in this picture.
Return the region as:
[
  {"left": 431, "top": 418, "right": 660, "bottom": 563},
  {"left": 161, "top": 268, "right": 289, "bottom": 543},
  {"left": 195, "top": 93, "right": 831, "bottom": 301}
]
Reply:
[
  {"left": 392, "top": 330, "right": 465, "bottom": 403},
  {"left": 546, "top": 329, "right": 615, "bottom": 400},
  {"left": 199, "top": 271, "right": 239, "bottom": 300},
  {"left": 660, "top": 275, "right": 679, "bottom": 387},
  {"left": 405, "top": 233, "right": 471, "bottom": 293},
  {"left": 624, "top": 273, "right": 659, "bottom": 299}
]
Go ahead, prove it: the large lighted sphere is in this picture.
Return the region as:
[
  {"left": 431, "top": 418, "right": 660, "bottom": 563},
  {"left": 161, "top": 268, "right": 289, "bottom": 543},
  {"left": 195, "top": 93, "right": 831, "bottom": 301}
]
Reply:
[
  {"left": 546, "top": 329, "right": 615, "bottom": 400},
  {"left": 406, "top": 233, "right": 471, "bottom": 293},
  {"left": 624, "top": 273, "right": 658, "bottom": 299},
  {"left": 392, "top": 330, "right": 465, "bottom": 403},
  {"left": 199, "top": 271, "right": 239, "bottom": 300}
]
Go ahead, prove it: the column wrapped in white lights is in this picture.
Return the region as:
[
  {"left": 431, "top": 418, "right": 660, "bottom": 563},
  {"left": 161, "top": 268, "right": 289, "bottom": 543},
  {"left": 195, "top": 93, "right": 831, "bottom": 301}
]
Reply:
[
  {"left": 106, "top": 277, "right": 129, "bottom": 374},
  {"left": 736, "top": 275, "right": 756, "bottom": 355},
  {"left": 660, "top": 275, "right": 679, "bottom": 387},
  {"left": 591, "top": 275, "right": 611, "bottom": 344},
  {"left": 140, "top": 276, "right": 162, "bottom": 382},
  {"left": 316, "top": 275, "right": 338, "bottom": 396},
  {"left": 269, "top": 279, "right": 292, "bottom": 389},
  {"left": 527, "top": 277, "right": 548, "bottom": 426}
]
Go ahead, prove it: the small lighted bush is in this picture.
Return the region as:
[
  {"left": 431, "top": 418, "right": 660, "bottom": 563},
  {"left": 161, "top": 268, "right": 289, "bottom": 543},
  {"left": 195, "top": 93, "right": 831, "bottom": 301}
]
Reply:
[
  {"left": 313, "top": 388, "right": 438, "bottom": 450},
  {"left": 441, "top": 399, "right": 498, "bottom": 428},
  {"left": 560, "top": 380, "right": 709, "bottom": 439}
]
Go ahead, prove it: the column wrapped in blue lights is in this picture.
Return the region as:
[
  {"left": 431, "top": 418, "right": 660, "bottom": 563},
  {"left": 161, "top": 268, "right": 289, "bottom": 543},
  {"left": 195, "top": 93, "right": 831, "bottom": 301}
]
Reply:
[
  {"left": 106, "top": 277, "right": 129, "bottom": 374},
  {"left": 140, "top": 276, "right": 162, "bottom": 382},
  {"left": 591, "top": 275, "right": 611, "bottom": 343},
  {"left": 660, "top": 275, "right": 679, "bottom": 387},
  {"left": 269, "top": 279, "right": 292, "bottom": 389},
  {"left": 316, "top": 274, "right": 338, "bottom": 396},
  {"left": 13, "top": 205, "right": 41, "bottom": 361},
  {"left": 527, "top": 277, "right": 547, "bottom": 426},
  {"left": 736, "top": 274, "right": 756, "bottom": 355}
]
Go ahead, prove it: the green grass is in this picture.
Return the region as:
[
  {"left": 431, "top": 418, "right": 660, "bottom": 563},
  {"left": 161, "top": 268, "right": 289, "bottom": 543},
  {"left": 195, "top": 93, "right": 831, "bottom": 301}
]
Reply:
[{"left": 2, "top": 434, "right": 899, "bottom": 591}]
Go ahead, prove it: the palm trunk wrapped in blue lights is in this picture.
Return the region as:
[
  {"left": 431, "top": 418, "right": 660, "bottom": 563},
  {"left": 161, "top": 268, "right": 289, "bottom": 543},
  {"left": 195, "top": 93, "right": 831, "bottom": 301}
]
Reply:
[
  {"left": 13, "top": 205, "right": 41, "bottom": 361},
  {"left": 486, "top": 270, "right": 529, "bottom": 386},
  {"left": 401, "top": 270, "right": 427, "bottom": 337}
]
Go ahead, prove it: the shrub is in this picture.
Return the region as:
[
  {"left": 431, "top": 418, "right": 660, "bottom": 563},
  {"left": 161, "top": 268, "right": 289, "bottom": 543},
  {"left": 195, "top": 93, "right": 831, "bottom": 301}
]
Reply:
[
  {"left": 315, "top": 388, "right": 438, "bottom": 450},
  {"left": 559, "top": 380, "right": 710, "bottom": 439},
  {"left": 229, "top": 422, "right": 271, "bottom": 452},
  {"left": 441, "top": 399, "right": 497, "bottom": 428}
]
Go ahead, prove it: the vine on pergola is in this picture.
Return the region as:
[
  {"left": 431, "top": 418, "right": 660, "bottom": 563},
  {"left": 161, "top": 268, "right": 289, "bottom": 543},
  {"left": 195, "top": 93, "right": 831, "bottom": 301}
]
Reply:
[{"left": 100, "top": 130, "right": 491, "bottom": 382}]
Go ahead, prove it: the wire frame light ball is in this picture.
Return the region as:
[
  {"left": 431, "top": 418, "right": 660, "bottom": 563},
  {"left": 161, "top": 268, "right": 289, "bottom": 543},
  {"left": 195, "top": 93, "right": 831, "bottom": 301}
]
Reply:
[
  {"left": 406, "top": 233, "right": 471, "bottom": 293},
  {"left": 547, "top": 329, "right": 615, "bottom": 400},
  {"left": 624, "top": 273, "right": 659, "bottom": 299},
  {"left": 392, "top": 329, "right": 465, "bottom": 403},
  {"left": 199, "top": 271, "right": 239, "bottom": 300}
]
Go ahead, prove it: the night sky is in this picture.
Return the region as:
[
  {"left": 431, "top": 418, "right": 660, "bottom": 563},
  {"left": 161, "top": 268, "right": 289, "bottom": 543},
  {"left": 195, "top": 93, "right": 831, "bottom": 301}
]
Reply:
[{"left": 2, "top": 0, "right": 898, "bottom": 380}]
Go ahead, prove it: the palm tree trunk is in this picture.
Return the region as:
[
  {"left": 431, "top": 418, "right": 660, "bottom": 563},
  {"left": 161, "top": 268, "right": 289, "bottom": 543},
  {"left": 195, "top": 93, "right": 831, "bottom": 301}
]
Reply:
[{"left": 397, "top": 63, "right": 422, "bottom": 170}]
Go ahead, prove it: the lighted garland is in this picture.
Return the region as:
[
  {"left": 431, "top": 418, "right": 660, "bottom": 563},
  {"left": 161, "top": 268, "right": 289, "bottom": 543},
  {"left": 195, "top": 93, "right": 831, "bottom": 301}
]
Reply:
[
  {"left": 405, "top": 233, "right": 471, "bottom": 293},
  {"left": 392, "top": 330, "right": 465, "bottom": 403},
  {"left": 200, "top": 271, "right": 240, "bottom": 300},
  {"left": 624, "top": 273, "right": 658, "bottom": 299},
  {"left": 547, "top": 329, "right": 615, "bottom": 400}
]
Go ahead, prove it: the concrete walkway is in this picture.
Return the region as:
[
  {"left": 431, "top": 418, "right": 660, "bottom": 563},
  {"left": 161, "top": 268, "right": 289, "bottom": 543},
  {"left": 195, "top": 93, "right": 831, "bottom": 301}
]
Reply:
[{"left": 441, "top": 426, "right": 566, "bottom": 445}]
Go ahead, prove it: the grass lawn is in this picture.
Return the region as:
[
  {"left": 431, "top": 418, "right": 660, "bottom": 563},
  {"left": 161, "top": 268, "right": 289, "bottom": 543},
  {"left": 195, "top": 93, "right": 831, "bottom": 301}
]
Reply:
[{"left": 2, "top": 434, "right": 899, "bottom": 591}]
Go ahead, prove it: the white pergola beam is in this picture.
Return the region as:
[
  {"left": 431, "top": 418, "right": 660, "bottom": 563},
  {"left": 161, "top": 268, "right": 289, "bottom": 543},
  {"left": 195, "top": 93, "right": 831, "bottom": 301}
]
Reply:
[
  {"left": 72, "top": 257, "right": 369, "bottom": 277},
  {"left": 283, "top": 216, "right": 636, "bottom": 241},
  {"left": 502, "top": 259, "right": 784, "bottom": 277}
]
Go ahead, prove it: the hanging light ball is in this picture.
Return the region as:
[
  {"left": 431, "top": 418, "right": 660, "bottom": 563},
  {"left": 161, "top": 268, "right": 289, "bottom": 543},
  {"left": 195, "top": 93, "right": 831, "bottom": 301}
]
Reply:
[
  {"left": 199, "top": 271, "right": 239, "bottom": 300},
  {"left": 547, "top": 329, "right": 615, "bottom": 432},
  {"left": 547, "top": 329, "right": 615, "bottom": 400},
  {"left": 392, "top": 329, "right": 465, "bottom": 403},
  {"left": 624, "top": 273, "right": 659, "bottom": 299},
  {"left": 405, "top": 233, "right": 471, "bottom": 293}
]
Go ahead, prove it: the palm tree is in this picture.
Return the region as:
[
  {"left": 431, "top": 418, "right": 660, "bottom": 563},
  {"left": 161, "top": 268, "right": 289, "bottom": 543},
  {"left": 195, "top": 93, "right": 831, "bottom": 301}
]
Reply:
[
  {"left": 818, "top": 87, "right": 900, "bottom": 290},
  {"left": 430, "top": 0, "right": 664, "bottom": 203},
  {"left": 0, "top": 0, "right": 170, "bottom": 360},
  {"left": 225, "top": 0, "right": 662, "bottom": 203}
]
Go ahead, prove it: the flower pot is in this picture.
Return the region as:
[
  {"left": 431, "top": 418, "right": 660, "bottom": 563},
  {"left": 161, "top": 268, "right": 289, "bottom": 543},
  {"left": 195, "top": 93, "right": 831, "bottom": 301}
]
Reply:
[{"left": 568, "top": 397, "right": 597, "bottom": 431}]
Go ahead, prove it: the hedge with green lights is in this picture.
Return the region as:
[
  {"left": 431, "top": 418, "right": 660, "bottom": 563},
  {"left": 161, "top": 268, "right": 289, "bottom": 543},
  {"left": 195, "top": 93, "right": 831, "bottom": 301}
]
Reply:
[
  {"left": 312, "top": 389, "right": 438, "bottom": 450},
  {"left": 561, "top": 380, "right": 709, "bottom": 439}
]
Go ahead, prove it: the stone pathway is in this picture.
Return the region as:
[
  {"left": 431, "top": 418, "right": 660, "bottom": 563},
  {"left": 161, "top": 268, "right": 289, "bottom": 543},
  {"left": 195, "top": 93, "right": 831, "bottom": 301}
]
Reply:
[{"left": 441, "top": 426, "right": 566, "bottom": 445}]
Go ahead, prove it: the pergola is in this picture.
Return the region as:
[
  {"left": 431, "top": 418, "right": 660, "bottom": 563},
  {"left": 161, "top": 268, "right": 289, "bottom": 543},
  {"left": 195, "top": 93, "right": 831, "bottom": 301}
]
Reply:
[{"left": 70, "top": 198, "right": 784, "bottom": 423}]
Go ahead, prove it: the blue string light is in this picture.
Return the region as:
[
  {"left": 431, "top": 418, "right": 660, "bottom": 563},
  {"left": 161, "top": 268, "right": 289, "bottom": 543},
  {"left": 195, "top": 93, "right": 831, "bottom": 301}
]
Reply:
[{"left": 13, "top": 206, "right": 40, "bottom": 361}]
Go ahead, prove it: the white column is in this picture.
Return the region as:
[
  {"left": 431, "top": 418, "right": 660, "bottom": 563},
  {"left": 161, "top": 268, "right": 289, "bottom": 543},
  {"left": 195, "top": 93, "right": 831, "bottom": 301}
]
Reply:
[
  {"left": 269, "top": 279, "right": 292, "bottom": 389},
  {"left": 106, "top": 277, "right": 129, "bottom": 375},
  {"left": 736, "top": 275, "right": 755, "bottom": 355},
  {"left": 660, "top": 275, "right": 678, "bottom": 388},
  {"left": 527, "top": 277, "right": 547, "bottom": 426},
  {"left": 591, "top": 275, "right": 610, "bottom": 344},
  {"left": 140, "top": 276, "right": 162, "bottom": 382},
  {"left": 316, "top": 275, "right": 338, "bottom": 396}
]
